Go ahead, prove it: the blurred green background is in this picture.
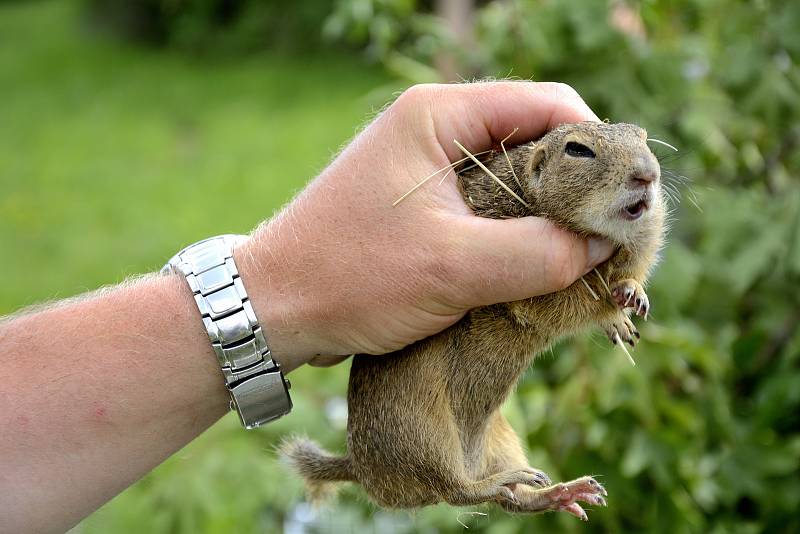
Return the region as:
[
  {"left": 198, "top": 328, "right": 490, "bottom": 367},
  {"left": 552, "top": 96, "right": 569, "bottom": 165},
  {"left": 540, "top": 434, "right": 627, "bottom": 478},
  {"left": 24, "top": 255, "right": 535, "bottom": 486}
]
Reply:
[{"left": 1, "top": 0, "right": 798, "bottom": 532}]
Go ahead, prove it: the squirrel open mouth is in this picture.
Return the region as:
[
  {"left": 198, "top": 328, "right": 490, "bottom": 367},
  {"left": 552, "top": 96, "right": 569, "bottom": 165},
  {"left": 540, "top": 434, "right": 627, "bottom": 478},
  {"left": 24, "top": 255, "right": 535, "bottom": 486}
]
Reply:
[{"left": 622, "top": 199, "right": 649, "bottom": 220}]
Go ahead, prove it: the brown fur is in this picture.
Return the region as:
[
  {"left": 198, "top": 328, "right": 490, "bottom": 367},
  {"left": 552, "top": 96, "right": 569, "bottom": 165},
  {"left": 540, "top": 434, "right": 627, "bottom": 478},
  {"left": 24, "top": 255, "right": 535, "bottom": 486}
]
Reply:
[{"left": 282, "top": 122, "right": 665, "bottom": 514}]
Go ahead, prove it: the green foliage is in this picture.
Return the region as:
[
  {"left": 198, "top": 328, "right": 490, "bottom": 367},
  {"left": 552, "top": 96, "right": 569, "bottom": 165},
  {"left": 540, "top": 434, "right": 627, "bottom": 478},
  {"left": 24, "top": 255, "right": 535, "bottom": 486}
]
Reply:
[
  {"left": 83, "top": 0, "right": 336, "bottom": 53},
  {"left": 2, "top": 1, "right": 799, "bottom": 533},
  {"left": 323, "top": 0, "right": 449, "bottom": 75}
]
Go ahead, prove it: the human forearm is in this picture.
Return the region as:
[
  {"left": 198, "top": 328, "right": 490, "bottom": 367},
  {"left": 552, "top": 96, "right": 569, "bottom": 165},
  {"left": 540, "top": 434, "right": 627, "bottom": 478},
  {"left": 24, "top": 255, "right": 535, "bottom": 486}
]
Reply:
[{"left": 0, "top": 268, "right": 285, "bottom": 533}]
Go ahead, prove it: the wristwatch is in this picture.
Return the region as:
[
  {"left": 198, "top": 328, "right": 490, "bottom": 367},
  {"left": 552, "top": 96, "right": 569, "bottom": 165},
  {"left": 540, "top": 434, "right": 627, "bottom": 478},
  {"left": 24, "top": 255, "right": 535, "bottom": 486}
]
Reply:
[{"left": 161, "top": 234, "right": 292, "bottom": 429}]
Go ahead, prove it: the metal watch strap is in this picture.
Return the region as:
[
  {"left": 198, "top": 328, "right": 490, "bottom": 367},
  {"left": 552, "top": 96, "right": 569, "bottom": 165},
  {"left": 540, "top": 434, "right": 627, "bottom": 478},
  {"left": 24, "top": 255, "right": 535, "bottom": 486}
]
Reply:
[{"left": 161, "top": 234, "right": 292, "bottom": 429}]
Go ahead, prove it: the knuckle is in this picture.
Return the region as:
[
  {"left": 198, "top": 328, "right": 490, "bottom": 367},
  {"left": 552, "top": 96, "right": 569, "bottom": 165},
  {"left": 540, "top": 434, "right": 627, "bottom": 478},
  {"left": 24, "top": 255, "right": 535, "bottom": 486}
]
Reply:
[
  {"left": 550, "top": 81, "right": 581, "bottom": 100},
  {"left": 395, "top": 83, "right": 442, "bottom": 110},
  {"left": 537, "top": 81, "right": 589, "bottom": 110}
]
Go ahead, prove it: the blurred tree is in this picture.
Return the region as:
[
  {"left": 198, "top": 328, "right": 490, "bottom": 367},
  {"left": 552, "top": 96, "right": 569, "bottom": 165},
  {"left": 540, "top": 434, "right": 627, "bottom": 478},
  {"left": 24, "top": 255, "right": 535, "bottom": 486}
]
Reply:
[
  {"left": 84, "top": 0, "right": 336, "bottom": 53},
  {"left": 433, "top": 0, "right": 476, "bottom": 80}
]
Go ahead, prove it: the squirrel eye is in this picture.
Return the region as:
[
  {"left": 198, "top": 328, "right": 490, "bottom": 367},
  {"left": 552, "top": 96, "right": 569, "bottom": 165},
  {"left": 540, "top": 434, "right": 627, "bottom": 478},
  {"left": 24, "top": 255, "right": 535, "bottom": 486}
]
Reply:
[{"left": 565, "top": 142, "right": 596, "bottom": 158}]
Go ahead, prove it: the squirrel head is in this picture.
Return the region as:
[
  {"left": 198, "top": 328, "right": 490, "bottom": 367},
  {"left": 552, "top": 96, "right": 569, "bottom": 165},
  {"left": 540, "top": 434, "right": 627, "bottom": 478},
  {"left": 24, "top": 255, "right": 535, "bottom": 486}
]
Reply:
[{"left": 523, "top": 122, "right": 664, "bottom": 246}]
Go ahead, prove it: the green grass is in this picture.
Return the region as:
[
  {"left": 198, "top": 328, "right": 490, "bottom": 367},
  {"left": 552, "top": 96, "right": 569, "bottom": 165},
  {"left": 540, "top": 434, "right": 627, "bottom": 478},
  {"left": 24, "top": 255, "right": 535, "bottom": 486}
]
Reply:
[{"left": 0, "top": 0, "right": 390, "bottom": 314}]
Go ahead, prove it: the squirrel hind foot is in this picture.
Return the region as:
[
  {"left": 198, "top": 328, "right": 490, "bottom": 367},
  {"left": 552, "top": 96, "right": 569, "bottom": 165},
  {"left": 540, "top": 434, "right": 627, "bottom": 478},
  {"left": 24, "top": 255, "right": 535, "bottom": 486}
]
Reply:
[{"left": 501, "top": 475, "right": 608, "bottom": 519}]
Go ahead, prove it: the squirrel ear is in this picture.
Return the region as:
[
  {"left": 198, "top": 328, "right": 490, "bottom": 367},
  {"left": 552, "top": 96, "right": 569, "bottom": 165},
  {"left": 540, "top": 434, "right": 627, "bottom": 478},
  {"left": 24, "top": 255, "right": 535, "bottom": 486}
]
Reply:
[{"left": 525, "top": 145, "right": 546, "bottom": 182}]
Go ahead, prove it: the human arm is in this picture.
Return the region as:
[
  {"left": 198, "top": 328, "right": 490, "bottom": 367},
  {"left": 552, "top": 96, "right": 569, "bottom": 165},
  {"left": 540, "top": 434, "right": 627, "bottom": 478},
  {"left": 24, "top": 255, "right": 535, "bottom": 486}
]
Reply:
[{"left": 0, "top": 82, "right": 612, "bottom": 533}]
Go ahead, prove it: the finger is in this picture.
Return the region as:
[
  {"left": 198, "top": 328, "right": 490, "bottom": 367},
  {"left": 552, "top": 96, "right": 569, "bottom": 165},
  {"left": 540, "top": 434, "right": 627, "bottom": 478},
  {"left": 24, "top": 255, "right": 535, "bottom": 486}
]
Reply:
[
  {"left": 307, "top": 354, "right": 352, "bottom": 367},
  {"left": 454, "top": 215, "right": 614, "bottom": 306},
  {"left": 420, "top": 81, "right": 600, "bottom": 161}
]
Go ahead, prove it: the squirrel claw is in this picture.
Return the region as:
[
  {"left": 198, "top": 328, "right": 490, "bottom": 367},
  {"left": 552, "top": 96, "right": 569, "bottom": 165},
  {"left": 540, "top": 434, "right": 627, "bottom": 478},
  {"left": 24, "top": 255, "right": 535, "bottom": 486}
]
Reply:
[
  {"left": 524, "top": 467, "right": 552, "bottom": 487},
  {"left": 602, "top": 316, "right": 638, "bottom": 348},
  {"left": 610, "top": 279, "right": 650, "bottom": 318},
  {"left": 498, "top": 486, "right": 519, "bottom": 506},
  {"left": 560, "top": 502, "right": 588, "bottom": 521}
]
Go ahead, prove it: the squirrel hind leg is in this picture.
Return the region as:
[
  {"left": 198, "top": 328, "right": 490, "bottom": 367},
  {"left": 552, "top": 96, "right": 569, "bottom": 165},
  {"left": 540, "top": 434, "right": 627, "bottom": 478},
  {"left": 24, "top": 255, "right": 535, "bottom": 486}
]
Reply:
[
  {"left": 279, "top": 437, "right": 355, "bottom": 504},
  {"left": 441, "top": 469, "right": 547, "bottom": 507}
]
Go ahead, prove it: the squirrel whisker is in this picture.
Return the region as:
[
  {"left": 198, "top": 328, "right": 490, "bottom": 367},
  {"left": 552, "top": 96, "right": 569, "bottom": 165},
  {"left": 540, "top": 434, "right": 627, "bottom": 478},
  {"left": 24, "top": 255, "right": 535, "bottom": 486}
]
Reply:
[{"left": 647, "top": 137, "right": 678, "bottom": 152}]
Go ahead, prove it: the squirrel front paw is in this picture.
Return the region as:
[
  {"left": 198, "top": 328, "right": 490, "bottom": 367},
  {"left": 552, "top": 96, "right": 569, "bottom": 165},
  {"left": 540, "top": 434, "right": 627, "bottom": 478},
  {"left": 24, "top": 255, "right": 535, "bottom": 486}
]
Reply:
[
  {"left": 601, "top": 315, "right": 639, "bottom": 348},
  {"left": 610, "top": 279, "right": 650, "bottom": 319}
]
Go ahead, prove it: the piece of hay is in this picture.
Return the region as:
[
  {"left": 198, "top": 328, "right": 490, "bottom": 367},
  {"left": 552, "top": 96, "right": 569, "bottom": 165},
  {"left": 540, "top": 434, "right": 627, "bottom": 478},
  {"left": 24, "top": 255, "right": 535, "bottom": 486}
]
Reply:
[
  {"left": 392, "top": 151, "right": 491, "bottom": 206},
  {"left": 453, "top": 139, "right": 531, "bottom": 209}
]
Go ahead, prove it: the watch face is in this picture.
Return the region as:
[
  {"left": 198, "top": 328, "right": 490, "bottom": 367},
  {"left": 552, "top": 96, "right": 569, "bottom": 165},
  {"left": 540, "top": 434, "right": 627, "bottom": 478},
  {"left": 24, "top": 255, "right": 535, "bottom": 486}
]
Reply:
[
  {"left": 163, "top": 235, "right": 248, "bottom": 276},
  {"left": 174, "top": 235, "right": 248, "bottom": 259}
]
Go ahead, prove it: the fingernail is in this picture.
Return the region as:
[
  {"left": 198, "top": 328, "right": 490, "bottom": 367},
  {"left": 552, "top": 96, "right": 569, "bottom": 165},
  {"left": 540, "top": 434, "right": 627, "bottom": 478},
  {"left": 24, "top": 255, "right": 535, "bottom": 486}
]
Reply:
[{"left": 587, "top": 238, "right": 614, "bottom": 268}]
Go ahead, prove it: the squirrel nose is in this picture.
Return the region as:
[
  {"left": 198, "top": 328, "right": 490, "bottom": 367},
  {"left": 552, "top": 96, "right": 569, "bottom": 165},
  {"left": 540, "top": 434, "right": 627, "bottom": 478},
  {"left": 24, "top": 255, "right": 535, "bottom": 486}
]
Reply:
[{"left": 629, "top": 156, "right": 659, "bottom": 187}]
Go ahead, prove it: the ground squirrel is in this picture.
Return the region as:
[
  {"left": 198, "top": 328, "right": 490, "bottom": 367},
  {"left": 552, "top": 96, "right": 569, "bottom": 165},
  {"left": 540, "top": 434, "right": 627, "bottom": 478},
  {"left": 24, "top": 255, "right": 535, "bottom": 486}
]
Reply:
[{"left": 283, "top": 122, "right": 666, "bottom": 521}]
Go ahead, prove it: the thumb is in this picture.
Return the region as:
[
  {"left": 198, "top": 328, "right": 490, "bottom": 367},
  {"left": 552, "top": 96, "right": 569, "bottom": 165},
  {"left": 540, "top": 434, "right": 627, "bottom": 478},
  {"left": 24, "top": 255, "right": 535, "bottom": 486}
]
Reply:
[{"left": 455, "top": 215, "right": 614, "bottom": 306}]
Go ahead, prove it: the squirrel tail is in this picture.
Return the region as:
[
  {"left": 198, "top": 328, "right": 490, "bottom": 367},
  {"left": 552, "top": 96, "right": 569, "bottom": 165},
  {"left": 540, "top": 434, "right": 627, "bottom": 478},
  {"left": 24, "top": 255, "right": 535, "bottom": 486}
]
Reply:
[{"left": 280, "top": 437, "right": 355, "bottom": 503}]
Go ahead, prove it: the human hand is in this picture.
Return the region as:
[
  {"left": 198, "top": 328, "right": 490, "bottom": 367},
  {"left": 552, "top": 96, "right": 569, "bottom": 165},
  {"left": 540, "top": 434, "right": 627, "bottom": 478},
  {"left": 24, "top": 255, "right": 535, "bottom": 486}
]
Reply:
[{"left": 236, "top": 82, "right": 613, "bottom": 370}]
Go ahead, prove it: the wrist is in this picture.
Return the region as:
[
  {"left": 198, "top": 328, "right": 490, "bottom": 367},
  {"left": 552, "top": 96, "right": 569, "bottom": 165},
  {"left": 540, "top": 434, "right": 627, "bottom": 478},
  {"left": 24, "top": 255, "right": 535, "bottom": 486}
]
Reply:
[
  {"left": 160, "top": 273, "right": 233, "bottom": 416},
  {"left": 234, "top": 232, "right": 329, "bottom": 374},
  {"left": 163, "top": 234, "right": 294, "bottom": 428}
]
